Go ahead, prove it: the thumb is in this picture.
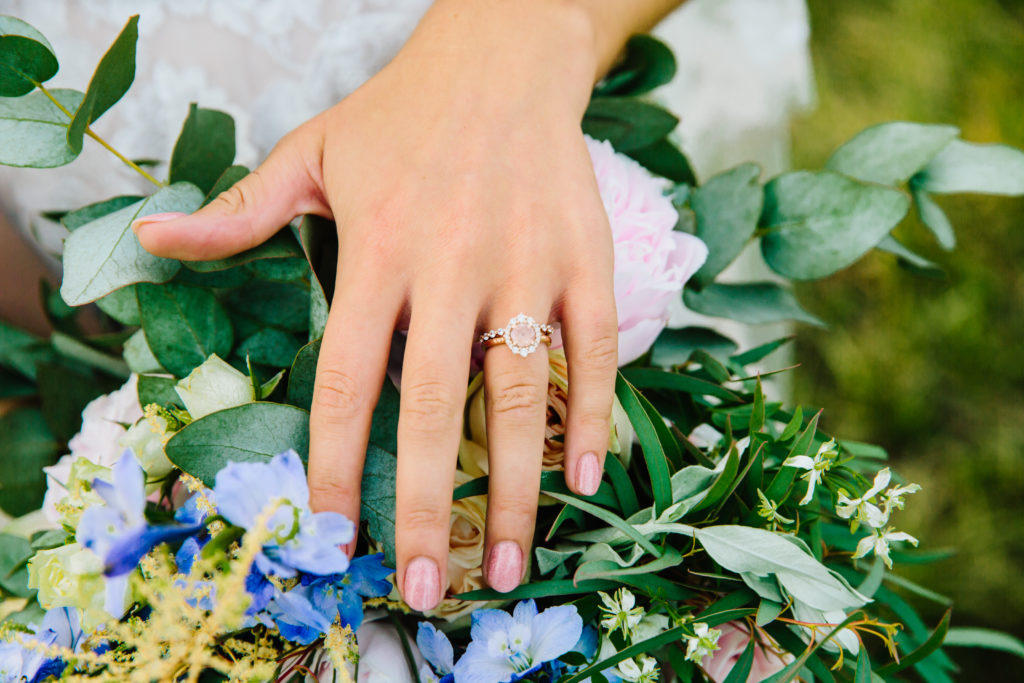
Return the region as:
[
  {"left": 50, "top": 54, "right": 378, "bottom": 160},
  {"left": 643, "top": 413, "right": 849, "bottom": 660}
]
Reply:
[{"left": 134, "top": 125, "right": 329, "bottom": 261}]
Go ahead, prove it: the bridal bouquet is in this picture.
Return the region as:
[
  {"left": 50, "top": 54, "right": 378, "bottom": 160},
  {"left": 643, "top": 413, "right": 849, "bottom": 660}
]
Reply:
[{"left": 3, "top": 14, "right": 1024, "bottom": 683}]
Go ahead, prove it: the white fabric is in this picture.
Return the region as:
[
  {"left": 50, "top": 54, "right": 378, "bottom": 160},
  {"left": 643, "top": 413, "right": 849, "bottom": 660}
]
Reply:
[{"left": 0, "top": 0, "right": 812, "bottom": 261}]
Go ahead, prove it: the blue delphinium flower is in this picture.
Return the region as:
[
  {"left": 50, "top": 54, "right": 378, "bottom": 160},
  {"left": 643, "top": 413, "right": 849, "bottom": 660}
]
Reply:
[
  {"left": 416, "top": 622, "right": 455, "bottom": 683},
  {"left": 0, "top": 607, "right": 83, "bottom": 683},
  {"left": 77, "top": 451, "right": 202, "bottom": 576},
  {"left": 213, "top": 450, "right": 354, "bottom": 578}
]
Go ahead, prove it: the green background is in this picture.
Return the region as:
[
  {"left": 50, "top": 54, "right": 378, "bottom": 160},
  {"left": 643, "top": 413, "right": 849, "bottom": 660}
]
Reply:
[{"left": 793, "top": 0, "right": 1024, "bottom": 677}]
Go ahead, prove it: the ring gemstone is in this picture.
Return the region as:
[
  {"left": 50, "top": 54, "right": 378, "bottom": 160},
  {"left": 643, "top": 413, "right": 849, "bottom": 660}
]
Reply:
[{"left": 503, "top": 313, "right": 542, "bottom": 357}]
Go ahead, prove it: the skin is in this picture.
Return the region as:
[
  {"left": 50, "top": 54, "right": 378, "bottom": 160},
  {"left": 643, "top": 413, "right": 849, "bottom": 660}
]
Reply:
[{"left": 139, "top": 0, "right": 684, "bottom": 609}]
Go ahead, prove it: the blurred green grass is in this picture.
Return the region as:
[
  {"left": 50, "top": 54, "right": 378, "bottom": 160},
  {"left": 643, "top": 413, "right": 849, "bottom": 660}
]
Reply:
[{"left": 792, "top": 0, "right": 1024, "bottom": 677}]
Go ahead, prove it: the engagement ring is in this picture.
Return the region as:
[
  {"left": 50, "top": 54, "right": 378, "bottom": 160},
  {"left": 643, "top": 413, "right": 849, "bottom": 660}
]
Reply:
[{"left": 479, "top": 313, "right": 554, "bottom": 357}]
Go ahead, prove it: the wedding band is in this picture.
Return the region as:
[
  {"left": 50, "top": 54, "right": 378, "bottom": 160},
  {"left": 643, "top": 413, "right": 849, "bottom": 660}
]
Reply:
[{"left": 479, "top": 313, "right": 554, "bottom": 357}]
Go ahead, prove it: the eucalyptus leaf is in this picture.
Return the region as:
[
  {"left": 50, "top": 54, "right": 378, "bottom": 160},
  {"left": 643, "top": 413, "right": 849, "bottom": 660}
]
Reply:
[
  {"left": 67, "top": 15, "right": 139, "bottom": 154},
  {"left": 35, "top": 361, "right": 114, "bottom": 442},
  {"left": 0, "top": 533, "right": 33, "bottom": 597},
  {"left": 181, "top": 228, "right": 303, "bottom": 273},
  {"left": 62, "top": 195, "right": 143, "bottom": 232},
  {"left": 137, "top": 283, "right": 233, "bottom": 377},
  {"left": 61, "top": 183, "right": 203, "bottom": 305},
  {"left": 202, "top": 164, "right": 249, "bottom": 206},
  {"left": 286, "top": 339, "right": 320, "bottom": 411},
  {"left": 0, "top": 408, "right": 59, "bottom": 516},
  {"left": 626, "top": 138, "right": 696, "bottom": 185},
  {"left": 95, "top": 284, "right": 141, "bottom": 325},
  {"left": 137, "top": 373, "right": 183, "bottom": 409},
  {"left": 875, "top": 235, "right": 944, "bottom": 278},
  {"left": 760, "top": 170, "right": 910, "bottom": 280},
  {"left": 51, "top": 331, "right": 130, "bottom": 378},
  {"left": 825, "top": 122, "right": 959, "bottom": 186},
  {"left": 165, "top": 402, "right": 310, "bottom": 487},
  {"left": 361, "top": 443, "right": 397, "bottom": 567},
  {"left": 582, "top": 97, "right": 678, "bottom": 152},
  {"left": 169, "top": 104, "right": 236, "bottom": 194},
  {"left": 222, "top": 280, "right": 310, "bottom": 332},
  {"left": 915, "top": 139, "right": 1024, "bottom": 195},
  {"left": 237, "top": 328, "right": 302, "bottom": 368},
  {"left": 684, "top": 282, "right": 824, "bottom": 327},
  {"left": 594, "top": 35, "right": 676, "bottom": 97},
  {"left": 0, "top": 320, "right": 47, "bottom": 380},
  {"left": 650, "top": 326, "right": 738, "bottom": 366},
  {"left": 123, "top": 329, "right": 163, "bottom": 374},
  {"left": 692, "top": 163, "right": 763, "bottom": 285},
  {"left": 911, "top": 187, "right": 956, "bottom": 250},
  {"left": 0, "top": 16, "right": 58, "bottom": 97},
  {"left": 0, "top": 89, "right": 82, "bottom": 167},
  {"left": 695, "top": 525, "right": 869, "bottom": 612}
]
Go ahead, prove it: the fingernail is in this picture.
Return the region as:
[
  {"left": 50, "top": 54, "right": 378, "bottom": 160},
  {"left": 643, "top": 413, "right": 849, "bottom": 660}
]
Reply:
[
  {"left": 486, "top": 541, "right": 523, "bottom": 593},
  {"left": 131, "top": 211, "right": 187, "bottom": 233},
  {"left": 576, "top": 452, "right": 602, "bottom": 496},
  {"left": 403, "top": 556, "right": 440, "bottom": 611}
]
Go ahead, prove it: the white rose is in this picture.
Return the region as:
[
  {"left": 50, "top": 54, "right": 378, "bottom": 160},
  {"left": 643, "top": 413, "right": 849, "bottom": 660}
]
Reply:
[
  {"left": 174, "top": 355, "right": 255, "bottom": 419},
  {"left": 118, "top": 413, "right": 174, "bottom": 480}
]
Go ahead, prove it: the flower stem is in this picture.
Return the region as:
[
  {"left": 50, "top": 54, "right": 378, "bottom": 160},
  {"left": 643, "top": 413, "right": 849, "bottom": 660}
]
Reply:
[{"left": 34, "top": 81, "right": 165, "bottom": 188}]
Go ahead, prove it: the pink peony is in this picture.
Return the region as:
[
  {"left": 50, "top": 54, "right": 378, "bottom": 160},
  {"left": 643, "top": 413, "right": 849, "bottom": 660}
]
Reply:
[
  {"left": 701, "top": 621, "right": 792, "bottom": 683},
  {"left": 585, "top": 135, "right": 708, "bottom": 365},
  {"left": 41, "top": 375, "right": 144, "bottom": 525}
]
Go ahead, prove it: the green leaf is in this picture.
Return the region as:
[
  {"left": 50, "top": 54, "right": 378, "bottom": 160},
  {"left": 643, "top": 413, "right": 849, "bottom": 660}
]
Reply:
[
  {"left": 222, "top": 280, "right": 310, "bottom": 332},
  {"left": 651, "top": 326, "right": 738, "bottom": 366},
  {"left": 0, "top": 533, "right": 33, "bottom": 597},
  {"left": 360, "top": 380, "right": 401, "bottom": 565},
  {"left": 695, "top": 525, "right": 868, "bottom": 612},
  {"left": 730, "top": 336, "right": 794, "bottom": 367},
  {"left": 95, "top": 284, "right": 142, "bottom": 325},
  {"left": 0, "top": 320, "right": 48, "bottom": 380},
  {"left": 760, "top": 170, "right": 910, "bottom": 280},
  {"left": 575, "top": 546, "right": 684, "bottom": 583},
  {"left": 615, "top": 375, "right": 672, "bottom": 514},
  {"left": 123, "top": 329, "right": 163, "bottom": 374},
  {"left": 911, "top": 187, "right": 956, "bottom": 250},
  {"left": 51, "top": 331, "right": 130, "bottom": 379},
  {"left": 237, "top": 328, "right": 302, "bottom": 368},
  {"left": 202, "top": 164, "right": 249, "bottom": 206},
  {"left": 36, "top": 361, "right": 116, "bottom": 442},
  {"left": 756, "top": 599, "right": 785, "bottom": 627},
  {"left": 943, "top": 627, "right": 1024, "bottom": 660},
  {"left": 620, "top": 367, "right": 740, "bottom": 401},
  {"left": 169, "top": 104, "right": 236, "bottom": 194},
  {"left": 765, "top": 411, "right": 821, "bottom": 502},
  {"left": 854, "top": 650, "right": 873, "bottom": 683},
  {"left": 63, "top": 195, "right": 145, "bottom": 232},
  {"left": 0, "top": 89, "right": 82, "bottom": 167},
  {"left": 0, "top": 408, "right": 59, "bottom": 516},
  {"left": 456, "top": 578, "right": 620, "bottom": 602},
  {"left": 0, "top": 16, "right": 59, "bottom": 96},
  {"left": 137, "top": 283, "right": 234, "bottom": 377},
  {"left": 137, "top": 373, "right": 183, "bottom": 409},
  {"left": 286, "top": 339, "right": 320, "bottom": 411},
  {"left": 181, "top": 229, "right": 303, "bottom": 273},
  {"left": 246, "top": 257, "right": 310, "bottom": 283},
  {"left": 875, "top": 235, "right": 944, "bottom": 278},
  {"left": 603, "top": 452, "right": 639, "bottom": 516},
  {"left": 684, "top": 282, "right": 824, "bottom": 327},
  {"left": 692, "top": 163, "right": 763, "bottom": 285},
  {"left": 690, "top": 446, "right": 739, "bottom": 513},
  {"left": 67, "top": 15, "right": 139, "bottom": 154},
  {"left": 562, "top": 627, "right": 687, "bottom": 683},
  {"left": 877, "top": 610, "right": 951, "bottom": 675},
  {"left": 625, "top": 138, "right": 696, "bottom": 184},
  {"left": 165, "top": 402, "right": 310, "bottom": 487},
  {"left": 915, "top": 140, "right": 1024, "bottom": 195},
  {"left": 582, "top": 97, "right": 678, "bottom": 152},
  {"left": 543, "top": 490, "right": 662, "bottom": 557},
  {"left": 61, "top": 183, "right": 204, "bottom": 305},
  {"left": 825, "top": 122, "right": 959, "bottom": 186},
  {"left": 594, "top": 35, "right": 676, "bottom": 97},
  {"left": 722, "top": 638, "right": 757, "bottom": 683}
]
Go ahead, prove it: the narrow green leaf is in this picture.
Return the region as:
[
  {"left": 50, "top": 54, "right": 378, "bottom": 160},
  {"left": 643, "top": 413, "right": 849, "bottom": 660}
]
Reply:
[
  {"left": 691, "top": 447, "right": 739, "bottom": 513},
  {"left": 67, "top": 15, "right": 139, "bottom": 153},
  {"left": 912, "top": 187, "right": 956, "bottom": 250},
  {"left": 855, "top": 649, "right": 873, "bottom": 683},
  {"left": 456, "top": 578, "right": 620, "bottom": 602},
  {"left": 0, "top": 16, "right": 59, "bottom": 96},
  {"left": 620, "top": 367, "right": 740, "bottom": 401},
  {"left": 765, "top": 411, "right": 821, "bottom": 503},
  {"left": 563, "top": 627, "right": 687, "bottom": 683},
  {"left": 169, "top": 104, "right": 236, "bottom": 194},
  {"left": 750, "top": 377, "right": 766, "bottom": 434},
  {"left": 722, "top": 639, "right": 757, "bottom": 683},
  {"left": 0, "top": 89, "right": 83, "bottom": 167},
  {"left": 760, "top": 170, "right": 910, "bottom": 280},
  {"left": 615, "top": 374, "right": 672, "bottom": 514},
  {"left": 51, "top": 331, "right": 130, "bottom": 378},
  {"left": 137, "top": 283, "right": 233, "bottom": 377},
  {"left": 165, "top": 402, "right": 310, "bottom": 487},
  {"left": 875, "top": 235, "right": 945, "bottom": 278},
  {"left": 603, "top": 452, "right": 639, "bottom": 516},
  {"left": 943, "top": 627, "right": 1024, "bottom": 660},
  {"left": 731, "top": 336, "right": 794, "bottom": 367},
  {"left": 876, "top": 610, "right": 951, "bottom": 675},
  {"left": 542, "top": 490, "right": 661, "bottom": 557},
  {"left": 685, "top": 282, "right": 824, "bottom": 327}
]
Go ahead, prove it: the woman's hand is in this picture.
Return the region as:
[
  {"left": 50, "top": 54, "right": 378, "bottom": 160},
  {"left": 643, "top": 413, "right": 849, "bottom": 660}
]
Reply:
[{"left": 135, "top": 0, "right": 670, "bottom": 610}]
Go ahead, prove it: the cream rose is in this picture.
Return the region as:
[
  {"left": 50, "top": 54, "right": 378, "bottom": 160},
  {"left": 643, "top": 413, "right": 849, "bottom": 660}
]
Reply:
[{"left": 27, "top": 543, "right": 125, "bottom": 630}]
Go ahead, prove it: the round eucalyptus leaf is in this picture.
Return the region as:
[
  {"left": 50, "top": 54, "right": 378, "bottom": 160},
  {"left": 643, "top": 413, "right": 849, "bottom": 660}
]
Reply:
[
  {"left": 760, "top": 170, "right": 910, "bottom": 280},
  {"left": 0, "top": 88, "right": 82, "bottom": 168},
  {"left": 0, "top": 16, "right": 59, "bottom": 96},
  {"left": 914, "top": 139, "right": 1024, "bottom": 195},
  {"left": 825, "top": 122, "right": 959, "bottom": 186}
]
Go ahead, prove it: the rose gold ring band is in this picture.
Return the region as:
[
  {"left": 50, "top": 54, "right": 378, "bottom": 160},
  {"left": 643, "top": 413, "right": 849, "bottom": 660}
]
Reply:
[{"left": 479, "top": 313, "right": 554, "bottom": 358}]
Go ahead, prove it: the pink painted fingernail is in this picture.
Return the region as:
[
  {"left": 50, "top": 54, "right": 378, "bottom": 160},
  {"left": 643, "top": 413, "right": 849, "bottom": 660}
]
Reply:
[
  {"left": 404, "top": 556, "right": 440, "bottom": 611},
  {"left": 131, "top": 211, "right": 187, "bottom": 233},
  {"left": 576, "top": 452, "right": 602, "bottom": 496},
  {"left": 486, "top": 541, "right": 523, "bottom": 593}
]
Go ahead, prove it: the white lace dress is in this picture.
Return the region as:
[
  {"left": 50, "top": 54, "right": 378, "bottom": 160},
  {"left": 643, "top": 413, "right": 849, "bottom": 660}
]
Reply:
[{"left": 0, "top": 0, "right": 812, "bottom": 260}]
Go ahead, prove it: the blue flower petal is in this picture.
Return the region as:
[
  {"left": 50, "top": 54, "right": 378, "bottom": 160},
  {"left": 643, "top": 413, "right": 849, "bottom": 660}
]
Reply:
[
  {"left": 528, "top": 604, "right": 583, "bottom": 665},
  {"left": 416, "top": 622, "right": 455, "bottom": 675}
]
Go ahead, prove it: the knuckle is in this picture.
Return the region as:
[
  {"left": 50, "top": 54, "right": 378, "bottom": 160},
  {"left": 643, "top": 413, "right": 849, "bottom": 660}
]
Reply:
[
  {"left": 402, "top": 378, "right": 462, "bottom": 429},
  {"left": 312, "top": 368, "right": 365, "bottom": 421},
  {"left": 579, "top": 331, "right": 619, "bottom": 371},
  {"left": 493, "top": 489, "right": 539, "bottom": 525},
  {"left": 308, "top": 476, "right": 358, "bottom": 509},
  {"left": 399, "top": 504, "right": 450, "bottom": 532},
  {"left": 490, "top": 378, "right": 547, "bottom": 419}
]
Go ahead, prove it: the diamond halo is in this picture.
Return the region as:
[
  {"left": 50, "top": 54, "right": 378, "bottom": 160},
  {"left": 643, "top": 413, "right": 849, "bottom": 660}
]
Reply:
[{"left": 480, "top": 313, "right": 553, "bottom": 357}]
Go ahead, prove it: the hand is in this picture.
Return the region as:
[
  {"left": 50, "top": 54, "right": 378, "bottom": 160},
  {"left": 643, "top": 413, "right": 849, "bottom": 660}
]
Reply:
[{"left": 136, "top": 0, "right": 621, "bottom": 611}]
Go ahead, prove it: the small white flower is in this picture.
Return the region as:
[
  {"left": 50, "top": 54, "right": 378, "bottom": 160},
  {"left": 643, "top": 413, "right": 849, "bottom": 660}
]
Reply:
[
  {"left": 783, "top": 439, "right": 839, "bottom": 505},
  {"left": 853, "top": 526, "right": 919, "bottom": 569},
  {"left": 684, "top": 622, "right": 721, "bottom": 665},
  {"left": 174, "top": 354, "right": 255, "bottom": 419},
  {"left": 836, "top": 468, "right": 892, "bottom": 531},
  {"left": 756, "top": 489, "right": 794, "bottom": 527},
  {"left": 617, "top": 654, "right": 660, "bottom": 682},
  {"left": 882, "top": 482, "right": 921, "bottom": 515},
  {"left": 599, "top": 588, "right": 645, "bottom": 640}
]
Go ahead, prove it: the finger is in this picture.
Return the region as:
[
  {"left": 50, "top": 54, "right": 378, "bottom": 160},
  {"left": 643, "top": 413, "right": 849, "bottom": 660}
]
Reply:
[
  {"left": 395, "top": 296, "right": 476, "bottom": 612},
  {"left": 134, "top": 123, "right": 329, "bottom": 260},
  {"left": 561, "top": 277, "right": 619, "bottom": 497},
  {"left": 482, "top": 306, "right": 552, "bottom": 593},
  {"left": 307, "top": 258, "right": 404, "bottom": 554}
]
